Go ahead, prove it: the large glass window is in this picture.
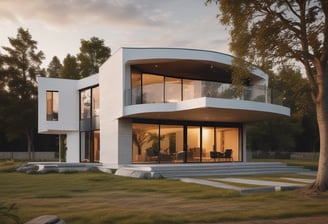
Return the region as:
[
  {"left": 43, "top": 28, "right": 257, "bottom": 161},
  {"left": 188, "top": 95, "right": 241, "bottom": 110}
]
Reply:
[
  {"left": 93, "top": 130, "right": 100, "bottom": 162},
  {"left": 92, "top": 87, "right": 100, "bottom": 129},
  {"left": 80, "top": 89, "right": 91, "bottom": 120},
  {"left": 160, "top": 125, "right": 183, "bottom": 162},
  {"left": 80, "top": 86, "right": 100, "bottom": 163},
  {"left": 182, "top": 79, "right": 202, "bottom": 101},
  {"left": 165, "top": 77, "right": 182, "bottom": 103},
  {"left": 131, "top": 70, "right": 142, "bottom": 104},
  {"left": 202, "top": 127, "right": 215, "bottom": 162},
  {"left": 132, "top": 122, "right": 241, "bottom": 163},
  {"left": 142, "top": 74, "right": 164, "bottom": 104},
  {"left": 187, "top": 126, "right": 201, "bottom": 162},
  {"left": 46, "top": 91, "right": 59, "bottom": 121},
  {"left": 216, "top": 128, "right": 239, "bottom": 161},
  {"left": 132, "top": 123, "right": 159, "bottom": 163},
  {"left": 80, "top": 131, "right": 92, "bottom": 162}
]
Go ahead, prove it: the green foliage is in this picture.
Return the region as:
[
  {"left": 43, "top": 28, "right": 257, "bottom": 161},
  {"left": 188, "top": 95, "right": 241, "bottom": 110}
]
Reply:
[
  {"left": 0, "top": 203, "right": 20, "bottom": 224},
  {"left": 77, "top": 37, "right": 111, "bottom": 78},
  {"left": 207, "top": 1, "right": 323, "bottom": 155},
  {"left": 49, "top": 37, "right": 111, "bottom": 80},
  {"left": 60, "top": 54, "right": 79, "bottom": 79},
  {"left": 0, "top": 27, "right": 45, "bottom": 157},
  {"left": 247, "top": 118, "right": 302, "bottom": 153},
  {"left": 272, "top": 66, "right": 315, "bottom": 119},
  {"left": 247, "top": 67, "right": 317, "bottom": 153},
  {"left": 47, "top": 56, "right": 62, "bottom": 78}
]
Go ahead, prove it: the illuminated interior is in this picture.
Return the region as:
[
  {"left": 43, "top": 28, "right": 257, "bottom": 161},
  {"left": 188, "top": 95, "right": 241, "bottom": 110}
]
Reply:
[{"left": 132, "top": 122, "right": 241, "bottom": 163}]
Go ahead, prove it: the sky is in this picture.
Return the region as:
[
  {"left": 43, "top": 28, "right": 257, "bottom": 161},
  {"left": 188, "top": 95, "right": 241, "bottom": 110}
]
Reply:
[{"left": 0, "top": 0, "right": 231, "bottom": 66}]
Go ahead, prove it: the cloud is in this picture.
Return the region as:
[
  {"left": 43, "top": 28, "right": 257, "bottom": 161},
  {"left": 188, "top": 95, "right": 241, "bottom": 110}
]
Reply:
[{"left": 0, "top": 0, "right": 170, "bottom": 28}]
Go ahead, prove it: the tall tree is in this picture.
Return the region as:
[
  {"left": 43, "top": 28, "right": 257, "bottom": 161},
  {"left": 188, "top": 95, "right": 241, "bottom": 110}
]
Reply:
[
  {"left": 77, "top": 37, "right": 111, "bottom": 78},
  {"left": 0, "top": 27, "right": 45, "bottom": 160},
  {"left": 207, "top": 0, "right": 328, "bottom": 192},
  {"left": 247, "top": 67, "right": 315, "bottom": 155},
  {"left": 47, "top": 56, "right": 62, "bottom": 78},
  {"left": 60, "top": 54, "right": 79, "bottom": 79}
]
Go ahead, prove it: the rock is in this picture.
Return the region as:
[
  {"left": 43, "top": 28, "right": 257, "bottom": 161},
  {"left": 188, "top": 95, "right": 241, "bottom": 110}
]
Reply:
[{"left": 24, "top": 215, "right": 65, "bottom": 224}]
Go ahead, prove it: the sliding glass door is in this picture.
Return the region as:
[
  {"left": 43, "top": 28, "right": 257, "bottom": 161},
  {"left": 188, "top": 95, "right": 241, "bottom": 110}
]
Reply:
[{"left": 132, "top": 122, "right": 241, "bottom": 163}]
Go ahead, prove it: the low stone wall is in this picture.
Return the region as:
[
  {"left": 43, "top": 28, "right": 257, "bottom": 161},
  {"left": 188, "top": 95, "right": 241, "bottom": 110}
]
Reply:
[
  {"left": 290, "top": 152, "right": 319, "bottom": 160},
  {"left": 252, "top": 150, "right": 319, "bottom": 160},
  {"left": 0, "top": 152, "right": 56, "bottom": 161}
]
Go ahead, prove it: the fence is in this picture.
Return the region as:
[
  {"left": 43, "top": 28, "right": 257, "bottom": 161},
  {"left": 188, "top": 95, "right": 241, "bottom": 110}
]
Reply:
[
  {"left": 0, "top": 152, "right": 56, "bottom": 161},
  {"left": 251, "top": 150, "right": 319, "bottom": 160}
]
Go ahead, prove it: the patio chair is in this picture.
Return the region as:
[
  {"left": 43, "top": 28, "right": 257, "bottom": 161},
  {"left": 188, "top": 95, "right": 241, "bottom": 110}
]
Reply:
[
  {"left": 210, "top": 151, "right": 217, "bottom": 161},
  {"left": 223, "top": 149, "right": 233, "bottom": 161}
]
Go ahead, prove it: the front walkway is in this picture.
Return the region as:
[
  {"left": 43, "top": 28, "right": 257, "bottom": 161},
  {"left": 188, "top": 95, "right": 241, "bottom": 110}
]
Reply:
[{"left": 180, "top": 172, "right": 316, "bottom": 195}]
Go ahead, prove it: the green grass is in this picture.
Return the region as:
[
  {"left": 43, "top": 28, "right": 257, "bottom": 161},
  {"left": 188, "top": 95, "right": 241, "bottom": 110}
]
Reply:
[{"left": 1, "top": 161, "right": 327, "bottom": 224}]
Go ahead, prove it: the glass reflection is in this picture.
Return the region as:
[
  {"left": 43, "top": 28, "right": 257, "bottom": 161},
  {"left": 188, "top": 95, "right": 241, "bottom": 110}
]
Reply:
[
  {"left": 142, "top": 74, "right": 164, "bottom": 103},
  {"left": 165, "top": 77, "right": 182, "bottom": 103}
]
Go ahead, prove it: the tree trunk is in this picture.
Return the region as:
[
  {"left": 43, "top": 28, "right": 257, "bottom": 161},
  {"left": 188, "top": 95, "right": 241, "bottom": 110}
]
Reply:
[
  {"left": 312, "top": 101, "right": 328, "bottom": 191},
  {"left": 26, "top": 131, "right": 34, "bottom": 161},
  {"left": 309, "top": 61, "right": 328, "bottom": 192}
]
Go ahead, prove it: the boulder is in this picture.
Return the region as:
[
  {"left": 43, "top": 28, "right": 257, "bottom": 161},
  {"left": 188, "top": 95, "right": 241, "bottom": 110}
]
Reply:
[{"left": 24, "top": 215, "right": 65, "bottom": 224}]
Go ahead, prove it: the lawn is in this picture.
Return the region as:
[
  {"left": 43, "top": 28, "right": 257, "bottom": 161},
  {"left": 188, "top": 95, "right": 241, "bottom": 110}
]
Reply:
[{"left": 1, "top": 160, "right": 328, "bottom": 224}]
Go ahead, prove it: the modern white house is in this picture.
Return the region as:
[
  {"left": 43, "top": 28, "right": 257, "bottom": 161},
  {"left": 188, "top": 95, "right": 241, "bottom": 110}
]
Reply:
[{"left": 38, "top": 47, "right": 290, "bottom": 169}]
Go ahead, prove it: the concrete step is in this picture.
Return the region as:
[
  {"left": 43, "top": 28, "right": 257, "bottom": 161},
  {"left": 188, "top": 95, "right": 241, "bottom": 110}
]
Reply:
[{"left": 113, "top": 162, "right": 311, "bottom": 179}]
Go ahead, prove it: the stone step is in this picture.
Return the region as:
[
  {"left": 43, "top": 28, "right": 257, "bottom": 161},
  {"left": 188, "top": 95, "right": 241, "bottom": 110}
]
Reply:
[{"left": 113, "top": 162, "right": 311, "bottom": 179}]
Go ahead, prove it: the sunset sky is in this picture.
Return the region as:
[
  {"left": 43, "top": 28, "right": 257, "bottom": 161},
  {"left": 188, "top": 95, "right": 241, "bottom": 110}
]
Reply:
[{"left": 0, "top": 0, "right": 231, "bottom": 66}]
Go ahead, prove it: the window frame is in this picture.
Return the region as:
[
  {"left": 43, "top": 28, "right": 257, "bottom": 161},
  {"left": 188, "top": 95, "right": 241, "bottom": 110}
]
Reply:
[{"left": 46, "top": 90, "right": 59, "bottom": 121}]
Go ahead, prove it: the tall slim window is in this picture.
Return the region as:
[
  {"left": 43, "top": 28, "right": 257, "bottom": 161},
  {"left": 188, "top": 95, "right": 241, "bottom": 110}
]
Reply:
[
  {"left": 80, "top": 86, "right": 100, "bottom": 163},
  {"left": 92, "top": 87, "right": 100, "bottom": 129},
  {"left": 46, "top": 91, "right": 58, "bottom": 121},
  {"left": 131, "top": 70, "right": 142, "bottom": 104},
  {"left": 80, "top": 89, "right": 91, "bottom": 120}
]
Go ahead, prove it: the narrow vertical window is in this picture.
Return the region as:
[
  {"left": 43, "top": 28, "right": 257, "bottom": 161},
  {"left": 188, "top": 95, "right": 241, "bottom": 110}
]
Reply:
[
  {"left": 80, "top": 89, "right": 91, "bottom": 120},
  {"left": 46, "top": 91, "right": 58, "bottom": 121},
  {"left": 131, "top": 69, "right": 142, "bottom": 104}
]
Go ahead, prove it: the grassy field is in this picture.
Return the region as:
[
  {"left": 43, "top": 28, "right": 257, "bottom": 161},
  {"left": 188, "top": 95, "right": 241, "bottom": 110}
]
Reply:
[{"left": 1, "top": 160, "right": 327, "bottom": 224}]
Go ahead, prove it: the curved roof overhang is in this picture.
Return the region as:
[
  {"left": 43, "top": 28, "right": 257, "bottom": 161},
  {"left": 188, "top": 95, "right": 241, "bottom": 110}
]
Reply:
[
  {"left": 123, "top": 48, "right": 268, "bottom": 85},
  {"left": 123, "top": 98, "right": 290, "bottom": 123}
]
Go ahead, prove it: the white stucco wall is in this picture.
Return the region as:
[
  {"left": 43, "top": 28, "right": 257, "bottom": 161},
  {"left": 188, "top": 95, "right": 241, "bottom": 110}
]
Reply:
[
  {"left": 38, "top": 75, "right": 99, "bottom": 162},
  {"left": 99, "top": 49, "right": 124, "bottom": 165},
  {"left": 66, "top": 132, "right": 80, "bottom": 162},
  {"left": 38, "top": 77, "right": 79, "bottom": 134}
]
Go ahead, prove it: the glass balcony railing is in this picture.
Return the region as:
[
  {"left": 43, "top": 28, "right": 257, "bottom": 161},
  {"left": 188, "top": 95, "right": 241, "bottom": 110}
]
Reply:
[{"left": 125, "top": 80, "right": 284, "bottom": 106}]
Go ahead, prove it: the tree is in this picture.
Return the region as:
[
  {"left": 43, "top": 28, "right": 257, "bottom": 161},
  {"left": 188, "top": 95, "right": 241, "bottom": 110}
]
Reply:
[
  {"left": 60, "top": 54, "right": 79, "bottom": 79},
  {"left": 47, "top": 56, "right": 62, "bottom": 78},
  {"left": 207, "top": 0, "right": 328, "bottom": 192},
  {"left": 77, "top": 37, "right": 111, "bottom": 78},
  {"left": 273, "top": 66, "right": 318, "bottom": 152},
  {"left": 247, "top": 67, "right": 315, "bottom": 155},
  {"left": 0, "top": 27, "right": 45, "bottom": 160}
]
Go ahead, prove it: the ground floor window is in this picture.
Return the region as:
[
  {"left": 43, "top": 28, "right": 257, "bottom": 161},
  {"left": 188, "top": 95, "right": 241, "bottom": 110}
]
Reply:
[
  {"left": 132, "top": 121, "right": 241, "bottom": 163},
  {"left": 80, "top": 130, "right": 100, "bottom": 163}
]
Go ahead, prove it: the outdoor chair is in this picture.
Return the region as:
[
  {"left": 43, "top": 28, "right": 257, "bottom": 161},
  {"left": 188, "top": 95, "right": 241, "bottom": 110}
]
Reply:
[
  {"left": 223, "top": 149, "right": 233, "bottom": 161},
  {"left": 210, "top": 151, "right": 224, "bottom": 161}
]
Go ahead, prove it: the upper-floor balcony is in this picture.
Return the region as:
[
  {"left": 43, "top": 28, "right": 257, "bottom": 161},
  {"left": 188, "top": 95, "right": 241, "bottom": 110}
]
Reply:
[{"left": 125, "top": 80, "right": 283, "bottom": 106}]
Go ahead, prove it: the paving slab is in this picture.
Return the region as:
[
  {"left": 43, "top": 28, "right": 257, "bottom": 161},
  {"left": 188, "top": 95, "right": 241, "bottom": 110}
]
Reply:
[
  {"left": 215, "top": 178, "right": 305, "bottom": 187},
  {"left": 179, "top": 177, "right": 310, "bottom": 195},
  {"left": 281, "top": 177, "right": 315, "bottom": 184},
  {"left": 180, "top": 178, "right": 242, "bottom": 191}
]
